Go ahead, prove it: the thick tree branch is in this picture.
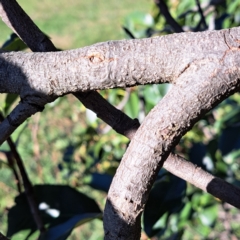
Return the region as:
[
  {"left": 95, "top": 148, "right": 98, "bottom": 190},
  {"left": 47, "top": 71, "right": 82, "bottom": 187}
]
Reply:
[
  {"left": 1, "top": 28, "right": 239, "bottom": 94},
  {"left": 103, "top": 39, "right": 240, "bottom": 238},
  {"left": 1, "top": 2, "right": 240, "bottom": 237},
  {"left": 0, "top": 28, "right": 239, "bottom": 143},
  {"left": 76, "top": 90, "right": 240, "bottom": 209},
  {"left": 73, "top": 86, "right": 240, "bottom": 213},
  {"left": 1, "top": 2, "right": 234, "bottom": 212},
  {"left": 0, "top": 0, "right": 139, "bottom": 142}
]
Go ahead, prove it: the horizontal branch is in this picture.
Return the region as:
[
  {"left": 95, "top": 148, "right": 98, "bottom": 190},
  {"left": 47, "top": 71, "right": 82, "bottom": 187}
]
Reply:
[
  {"left": 1, "top": 27, "right": 239, "bottom": 98},
  {"left": 1, "top": 6, "right": 240, "bottom": 236},
  {"left": 1, "top": 1, "right": 240, "bottom": 239},
  {"left": 0, "top": 27, "right": 239, "bottom": 146}
]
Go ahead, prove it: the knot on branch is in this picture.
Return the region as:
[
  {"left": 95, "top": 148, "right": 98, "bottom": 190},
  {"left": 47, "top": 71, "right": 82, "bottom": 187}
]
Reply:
[{"left": 87, "top": 52, "right": 105, "bottom": 63}]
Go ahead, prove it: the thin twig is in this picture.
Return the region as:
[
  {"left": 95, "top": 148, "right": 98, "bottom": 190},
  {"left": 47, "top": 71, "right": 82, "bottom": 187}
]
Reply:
[
  {"left": 101, "top": 89, "right": 132, "bottom": 134},
  {"left": 74, "top": 91, "right": 139, "bottom": 139},
  {"left": 5, "top": 152, "right": 22, "bottom": 193},
  {"left": 196, "top": 0, "right": 208, "bottom": 30},
  {"left": 0, "top": 113, "right": 45, "bottom": 234},
  {"left": 154, "top": 0, "right": 184, "bottom": 33}
]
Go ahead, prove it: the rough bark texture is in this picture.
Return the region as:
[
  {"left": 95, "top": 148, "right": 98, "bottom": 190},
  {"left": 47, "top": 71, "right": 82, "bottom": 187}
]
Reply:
[
  {"left": 103, "top": 29, "right": 240, "bottom": 238},
  {"left": 0, "top": 28, "right": 239, "bottom": 95},
  {"left": 1, "top": 27, "right": 240, "bottom": 239}
]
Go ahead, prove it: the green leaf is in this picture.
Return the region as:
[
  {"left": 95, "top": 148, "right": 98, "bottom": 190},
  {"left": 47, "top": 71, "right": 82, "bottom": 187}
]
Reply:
[
  {"left": 3, "top": 94, "right": 19, "bottom": 115},
  {"left": 124, "top": 91, "right": 139, "bottom": 118},
  {"left": 143, "top": 172, "right": 186, "bottom": 237},
  {"left": 198, "top": 205, "right": 217, "bottom": 227},
  {"left": 40, "top": 213, "right": 102, "bottom": 240},
  {"left": 1, "top": 33, "right": 27, "bottom": 51},
  {"left": 123, "top": 12, "right": 154, "bottom": 38},
  {"left": 7, "top": 185, "right": 101, "bottom": 238},
  {"left": 228, "top": 0, "right": 240, "bottom": 13}
]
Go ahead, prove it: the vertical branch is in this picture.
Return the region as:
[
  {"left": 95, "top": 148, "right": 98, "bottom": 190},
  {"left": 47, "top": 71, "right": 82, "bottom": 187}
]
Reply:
[
  {"left": 196, "top": 0, "right": 208, "bottom": 30},
  {"left": 5, "top": 152, "right": 22, "bottom": 193},
  {"left": 0, "top": 114, "right": 45, "bottom": 234}
]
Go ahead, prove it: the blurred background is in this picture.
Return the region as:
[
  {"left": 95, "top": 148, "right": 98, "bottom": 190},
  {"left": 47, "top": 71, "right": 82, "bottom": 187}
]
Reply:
[{"left": 1, "top": 0, "right": 240, "bottom": 239}]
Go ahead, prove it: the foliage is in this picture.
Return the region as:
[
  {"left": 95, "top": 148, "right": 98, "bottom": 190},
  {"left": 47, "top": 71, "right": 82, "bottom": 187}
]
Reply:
[{"left": 0, "top": 0, "right": 240, "bottom": 239}]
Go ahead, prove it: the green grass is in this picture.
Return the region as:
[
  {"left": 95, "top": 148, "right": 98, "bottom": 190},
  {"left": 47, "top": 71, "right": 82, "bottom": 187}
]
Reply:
[{"left": 0, "top": 0, "right": 151, "bottom": 49}]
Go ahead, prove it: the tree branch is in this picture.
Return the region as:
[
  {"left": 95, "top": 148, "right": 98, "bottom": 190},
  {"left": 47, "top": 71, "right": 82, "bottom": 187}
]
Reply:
[
  {"left": 0, "top": 29, "right": 239, "bottom": 142},
  {"left": 103, "top": 41, "right": 240, "bottom": 237},
  {"left": 1, "top": 1, "right": 240, "bottom": 237},
  {"left": 154, "top": 0, "right": 184, "bottom": 33},
  {"left": 5, "top": 151, "right": 22, "bottom": 193},
  {"left": 0, "top": 0, "right": 56, "bottom": 51},
  {"left": 0, "top": 114, "right": 46, "bottom": 235},
  {"left": 163, "top": 154, "right": 240, "bottom": 208},
  {"left": 0, "top": 0, "right": 139, "bottom": 141},
  {"left": 2, "top": 2, "right": 233, "bottom": 212},
  {"left": 74, "top": 91, "right": 140, "bottom": 139},
  {"left": 196, "top": 0, "right": 208, "bottom": 30}
]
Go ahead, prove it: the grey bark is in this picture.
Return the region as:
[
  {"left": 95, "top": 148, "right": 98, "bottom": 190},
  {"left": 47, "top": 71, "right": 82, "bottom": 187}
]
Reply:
[
  {"left": 0, "top": 28, "right": 239, "bottom": 142},
  {"left": 0, "top": 28, "right": 239, "bottom": 95},
  {"left": 1, "top": 26, "right": 240, "bottom": 239}
]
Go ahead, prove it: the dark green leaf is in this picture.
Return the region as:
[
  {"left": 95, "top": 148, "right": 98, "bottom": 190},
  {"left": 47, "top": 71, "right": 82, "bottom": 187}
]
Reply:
[
  {"left": 1, "top": 33, "right": 27, "bottom": 51},
  {"left": 189, "top": 143, "right": 208, "bottom": 170},
  {"left": 3, "top": 94, "right": 19, "bottom": 115},
  {"left": 40, "top": 213, "right": 102, "bottom": 240},
  {"left": 84, "top": 172, "right": 113, "bottom": 192},
  {"left": 124, "top": 91, "right": 139, "bottom": 118},
  {"left": 219, "top": 125, "right": 240, "bottom": 156},
  {"left": 143, "top": 173, "right": 186, "bottom": 237},
  {"left": 7, "top": 185, "right": 101, "bottom": 237}
]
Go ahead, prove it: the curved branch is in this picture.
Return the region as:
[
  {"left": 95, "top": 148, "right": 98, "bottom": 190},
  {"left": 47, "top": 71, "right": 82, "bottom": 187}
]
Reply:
[
  {"left": 0, "top": 101, "right": 44, "bottom": 144},
  {"left": 1, "top": 3, "right": 240, "bottom": 237},
  {"left": 75, "top": 90, "right": 240, "bottom": 210},
  {"left": 104, "top": 51, "right": 240, "bottom": 238}
]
